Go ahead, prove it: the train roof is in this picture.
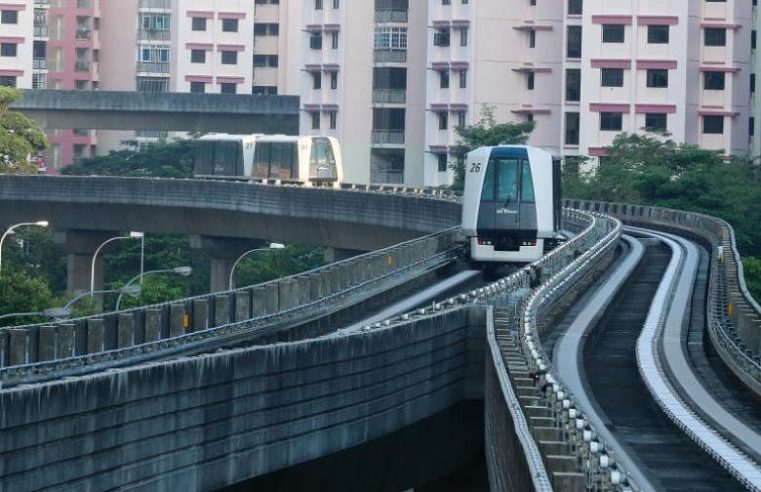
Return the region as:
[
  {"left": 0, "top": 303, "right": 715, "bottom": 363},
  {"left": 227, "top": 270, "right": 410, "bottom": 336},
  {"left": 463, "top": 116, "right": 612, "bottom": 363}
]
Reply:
[{"left": 197, "top": 133, "right": 262, "bottom": 142}]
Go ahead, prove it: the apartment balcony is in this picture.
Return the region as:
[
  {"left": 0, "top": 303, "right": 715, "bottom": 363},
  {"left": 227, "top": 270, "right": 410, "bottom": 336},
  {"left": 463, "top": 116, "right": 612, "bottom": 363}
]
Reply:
[
  {"left": 74, "top": 60, "right": 90, "bottom": 72},
  {"left": 374, "top": 9, "right": 408, "bottom": 23},
  {"left": 372, "top": 89, "right": 406, "bottom": 104},
  {"left": 136, "top": 61, "right": 170, "bottom": 73},
  {"left": 374, "top": 50, "right": 406, "bottom": 63},
  {"left": 34, "top": 0, "right": 50, "bottom": 5},
  {"left": 33, "top": 58, "right": 48, "bottom": 69},
  {"left": 75, "top": 28, "right": 91, "bottom": 40},
  {"left": 138, "top": 0, "right": 171, "bottom": 9},
  {"left": 34, "top": 25, "right": 48, "bottom": 37},
  {"left": 371, "top": 170, "right": 404, "bottom": 184},
  {"left": 76, "top": 0, "right": 91, "bottom": 8},
  {"left": 138, "top": 29, "right": 171, "bottom": 41},
  {"left": 372, "top": 130, "right": 405, "bottom": 144}
]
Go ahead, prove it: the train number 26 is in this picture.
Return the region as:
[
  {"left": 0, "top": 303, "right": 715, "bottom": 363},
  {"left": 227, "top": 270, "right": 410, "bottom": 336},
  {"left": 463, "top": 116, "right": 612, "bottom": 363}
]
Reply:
[{"left": 469, "top": 163, "right": 482, "bottom": 173}]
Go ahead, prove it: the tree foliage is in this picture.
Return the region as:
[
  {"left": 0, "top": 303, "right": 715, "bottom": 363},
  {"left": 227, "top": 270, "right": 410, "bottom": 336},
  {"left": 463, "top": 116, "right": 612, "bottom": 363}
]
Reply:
[
  {"left": 61, "top": 138, "right": 196, "bottom": 178},
  {"left": 0, "top": 87, "right": 48, "bottom": 174},
  {"left": 0, "top": 271, "right": 56, "bottom": 325},
  {"left": 449, "top": 105, "right": 535, "bottom": 191}
]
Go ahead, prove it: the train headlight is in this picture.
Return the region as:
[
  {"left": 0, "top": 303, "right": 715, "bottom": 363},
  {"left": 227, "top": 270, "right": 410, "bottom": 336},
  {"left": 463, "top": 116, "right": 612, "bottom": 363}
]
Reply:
[{"left": 477, "top": 238, "right": 493, "bottom": 246}]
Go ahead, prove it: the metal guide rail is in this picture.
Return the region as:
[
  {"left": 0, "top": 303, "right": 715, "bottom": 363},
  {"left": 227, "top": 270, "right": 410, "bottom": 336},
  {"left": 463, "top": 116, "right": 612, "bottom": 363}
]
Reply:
[
  {"left": 0, "top": 228, "right": 461, "bottom": 385},
  {"left": 633, "top": 228, "right": 761, "bottom": 491},
  {"left": 566, "top": 200, "right": 761, "bottom": 398}
]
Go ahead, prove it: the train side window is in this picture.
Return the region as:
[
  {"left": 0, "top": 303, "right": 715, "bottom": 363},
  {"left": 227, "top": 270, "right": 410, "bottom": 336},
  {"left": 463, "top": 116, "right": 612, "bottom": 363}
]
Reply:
[
  {"left": 497, "top": 159, "right": 519, "bottom": 203},
  {"left": 520, "top": 160, "right": 535, "bottom": 203},
  {"left": 480, "top": 161, "right": 495, "bottom": 201}
]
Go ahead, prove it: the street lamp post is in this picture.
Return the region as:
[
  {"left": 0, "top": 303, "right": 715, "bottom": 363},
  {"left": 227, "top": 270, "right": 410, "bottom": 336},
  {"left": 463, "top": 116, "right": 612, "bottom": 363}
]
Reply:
[
  {"left": 114, "top": 266, "right": 192, "bottom": 311},
  {"left": 0, "top": 307, "right": 71, "bottom": 324},
  {"left": 89, "top": 231, "right": 144, "bottom": 298},
  {"left": 66, "top": 284, "right": 142, "bottom": 312},
  {"left": 0, "top": 220, "right": 49, "bottom": 277},
  {"left": 228, "top": 243, "right": 285, "bottom": 290}
]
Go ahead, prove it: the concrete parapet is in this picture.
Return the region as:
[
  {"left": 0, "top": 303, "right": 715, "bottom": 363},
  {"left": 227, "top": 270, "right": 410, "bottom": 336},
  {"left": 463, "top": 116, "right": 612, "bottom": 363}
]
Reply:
[
  {"left": 9, "top": 329, "right": 27, "bottom": 366},
  {"left": 38, "top": 326, "right": 56, "bottom": 361},
  {"left": 169, "top": 303, "right": 186, "bottom": 337},
  {"left": 214, "top": 294, "right": 230, "bottom": 326},
  {"left": 145, "top": 309, "right": 161, "bottom": 342},
  {"left": 263, "top": 284, "right": 278, "bottom": 314},
  {"left": 117, "top": 314, "right": 135, "bottom": 348},
  {"left": 278, "top": 280, "right": 298, "bottom": 311},
  {"left": 235, "top": 291, "right": 251, "bottom": 322},
  {"left": 192, "top": 299, "right": 209, "bottom": 332},
  {"left": 86, "top": 319, "right": 104, "bottom": 353},
  {"left": 0, "top": 331, "right": 7, "bottom": 367},
  {"left": 56, "top": 324, "right": 75, "bottom": 359},
  {"left": 251, "top": 287, "right": 267, "bottom": 317}
]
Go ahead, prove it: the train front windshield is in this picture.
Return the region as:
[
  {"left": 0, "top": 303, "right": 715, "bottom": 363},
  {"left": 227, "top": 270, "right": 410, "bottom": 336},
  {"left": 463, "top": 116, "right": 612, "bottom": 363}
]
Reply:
[
  {"left": 194, "top": 141, "right": 243, "bottom": 176},
  {"left": 253, "top": 142, "right": 298, "bottom": 179},
  {"left": 478, "top": 152, "right": 537, "bottom": 249},
  {"left": 309, "top": 138, "right": 338, "bottom": 180}
]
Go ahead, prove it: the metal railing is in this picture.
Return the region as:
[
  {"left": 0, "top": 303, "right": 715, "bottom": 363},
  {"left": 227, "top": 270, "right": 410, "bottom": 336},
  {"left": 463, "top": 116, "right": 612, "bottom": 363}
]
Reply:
[
  {"left": 371, "top": 129, "right": 405, "bottom": 144},
  {"left": 374, "top": 50, "right": 406, "bottom": 63},
  {"left": 137, "top": 29, "right": 171, "bottom": 41},
  {"left": 374, "top": 9, "right": 408, "bottom": 23},
  {"left": 138, "top": 0, "right": 171, "bottom": 9},
  {"left": 136, "top": 61, "right": 170, "bottom": 73},
  {"left": 74, "top": 60, "right": 90, "bottom": 72}
]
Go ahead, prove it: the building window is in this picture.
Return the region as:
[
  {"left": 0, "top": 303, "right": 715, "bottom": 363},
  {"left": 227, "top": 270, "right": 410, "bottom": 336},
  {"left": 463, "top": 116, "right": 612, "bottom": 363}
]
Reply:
[
  {"left": 190, "top": 81, "right": 206, "bottom": 93},
  {"left": 139, "top": 46, "right": 169, "bottom": 63},
  {"left": 704, "top": 28, "right": 726, "bottom": 47},
  {"left": 374, "top": 27, "right": 408, "bottom": 50},
  {"left": 222, "top": 18, "right": 239, "bottom": 33},
  {"left": 191, "top": 17, "right": 206, "bottom": 31},
  {"left": 647, "top": 25, "right": 669, "bottom": 44},
  {"left": 1, "top": 10, "right": 18, "bottom": 24},
  {"left": 646, "top": 69, "right": 668, "bottom": 88},
  {"left": 567, "top": 25, "right": 582, "bottom": 58},
  {"left": 602, "top": 24, "right": 625, "bottom": 43},
  {"left": 333, "top": 0, "right": 339, "bottom": 8},
  {"left": 434, "top": 28, "right": 450, "bottom": 47},
  {"left": 704, "top": 71, "right": 725, "bottom": 90},
  {"left": 439, "top": 70, "right": 449, "bottom": 89},
  {"left": 0, "top": 75, "right": 16, "bottom": 87},
  {"left": 330, "top": 72, "right": 338, "bottom": 89},
  {"left": 0, "top": 43, "right": 17, "bottom": 57},
  {"left": 456, "top": 111, "right": 466, "bottom": 128},
  {"left": 527, "top": 72, "right": 535, "bottom": 90},
  {"left": 601, "top": 68, "right": 623, "bottom": 87},
  {"left": 252, "top": 85, "right": 277, "bottom": 95},
  {"left": 315, "top": 0, "right": 323, "bottom": 9},
  {"left": 220, "top": 83, "right": 236, "bottom": 94},
  {"left": 460, "top": 28, "right": 468, "bottom": 47},
  {"left": 565, "top": 68, "right": 580, "bottom": 101},
  {"left": 438, "top": 112, "right": 448, "bottom": 130},
  {"left": 190, "top": 49, "right": 206, "bottom": 63},
  {"left": 437, "top": 154, "right": 448, "bottom": 172},
  {"left": 311, "top": 112, "right": 320, "bottom": 130},
  {"left": 568, "top": 0, "right": 582, "bottom": 15},
  {"left": 529, "top": 30, "right": 536, "bottom": 48},
  {"left": 329, "top": 111, "right": 337, "bottom": 129},
  {"left": 600, "top": 112, "right": 623, "bottom": 131},
  {"left": 565, "top": 112, "right": 580, "bottom": 145},
  {"left": 459, "top": 70, "right": 467, "bottom": 88},
  {"left": 703, "top": 115, "right": 724, "bottom": 134},
  {"left": 312, "top": 72, "right": 321, "bottom": 89},
  {"left": 310, "top": 33, "right": 323, "bottom": 50},
  {"left": 221, "top": 51, "right": 238, "bottom": 64},
  {"left": 253, "top": 54, "right": 279, "bottom": 67},
  {"left": 645, "top": 113, "right": 667, "bottom": 132},
  {"left": 331, "top": 32, "right": 339, "bottom": 49},
  {"left": 254, "top": 23, "right": 279, "bottom": 36}
]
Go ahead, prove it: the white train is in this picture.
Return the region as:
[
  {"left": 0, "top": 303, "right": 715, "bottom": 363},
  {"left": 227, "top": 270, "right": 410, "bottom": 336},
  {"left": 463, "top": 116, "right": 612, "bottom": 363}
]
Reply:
[
  {"left": 461, "top": 145, "right": 562, "bottom": 263},
  {"left": 193, "top": 134, "right": 343, "bottom": 186}
]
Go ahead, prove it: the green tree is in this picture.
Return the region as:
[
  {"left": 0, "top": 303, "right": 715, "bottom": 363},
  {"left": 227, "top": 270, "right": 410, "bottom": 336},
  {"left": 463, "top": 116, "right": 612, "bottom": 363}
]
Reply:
[
  {"left": 743, "top": 257, "right": 761, "bottom": 301},
  {"left": 61, "top": 138, "right": 196, "bottom": 178},
  {"left": 0, "top": 270, "right": 56, "bottom": 325},
  {"left": 0, "top": 87, "right": 48, "bottom": 174},
  {"left": 449, "top": 105, "right": 535, "bottom": 191}
]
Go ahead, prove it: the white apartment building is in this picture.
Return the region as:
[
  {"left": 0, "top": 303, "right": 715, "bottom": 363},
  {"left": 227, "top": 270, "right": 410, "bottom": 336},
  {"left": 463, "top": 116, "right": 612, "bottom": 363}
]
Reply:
[{"left": 0, "top": 1, "right": 35, "bottom": 91}]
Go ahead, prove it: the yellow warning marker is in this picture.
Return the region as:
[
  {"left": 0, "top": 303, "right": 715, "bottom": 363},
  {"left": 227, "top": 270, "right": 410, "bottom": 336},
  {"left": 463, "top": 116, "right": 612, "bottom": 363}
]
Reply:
[
  {"left": 727, "top": 303, "right": 734, "bottom": 317},
  {"left": 182, "top": 313, "right": 190, "bottom": 329},
  {"left": 386, "top": 255, "right": 394, "bottom": 267}
]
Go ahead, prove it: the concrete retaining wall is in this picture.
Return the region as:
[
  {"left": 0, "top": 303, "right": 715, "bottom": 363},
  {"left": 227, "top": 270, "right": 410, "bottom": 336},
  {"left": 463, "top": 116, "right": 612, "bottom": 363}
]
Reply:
[{"left": 0, "top": 307, "right": 485, "bottom": 491}]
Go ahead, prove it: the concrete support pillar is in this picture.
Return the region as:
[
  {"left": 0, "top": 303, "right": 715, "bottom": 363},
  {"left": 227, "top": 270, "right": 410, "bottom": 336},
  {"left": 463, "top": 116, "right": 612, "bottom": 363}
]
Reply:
[
  {"left": 9, "top": 329, "right": 28, "bottom": 366},
  {"left": 251, "top": 286, "right": 267, "bottom": 317},
  {"left": 0, "top": 331, "right": 7, "bottom": 367},
  {"left": 169, "top": 303, "right": 186, "bottom": 337},
  {"left": 56, "top": 323, "right": 75, "bottom": 359},
  {"left": 192, "top": 298, "right": 209, "bottom": 332},
  {"left": 117, "top": 313, "right": 135, "bottom": 348},
  {"left": 190, "top": 235, "right": 264, "bottom": 293},
  {"left": 263, "top": 283, "right": 279, "bottom": 313},
  {"left": 87, "top": 319, "right": 105, "bottom": 353},
  {"left": 214, "top": 294, "right": 230, "bottom": 326},
  {"left": 38, "top": 325, "right": 56, "bottom": 361},
  {"left": 323, "top": 247, "right": 362, "bottom": 264},
  {"left": 145, "top": 309, "right": 161, "bottom": 342},
  {"left": 235, "top": 291, "right": 251, "bottom": 321},
  {"left": 278, "top": 279, "right": 297, "bottom": 311},
  {"left": 54, "top": 230, "right": 120, "bottom": 297}
]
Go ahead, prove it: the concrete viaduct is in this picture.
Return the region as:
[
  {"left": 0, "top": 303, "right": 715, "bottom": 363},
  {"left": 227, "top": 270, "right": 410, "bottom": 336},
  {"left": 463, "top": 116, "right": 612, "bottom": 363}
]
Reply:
[
  {"left": 0, "top": 176, "right": 759, "bottom": 491},
  {"left": 10, "top": 90, "right": 299, "bottom": 134}
]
